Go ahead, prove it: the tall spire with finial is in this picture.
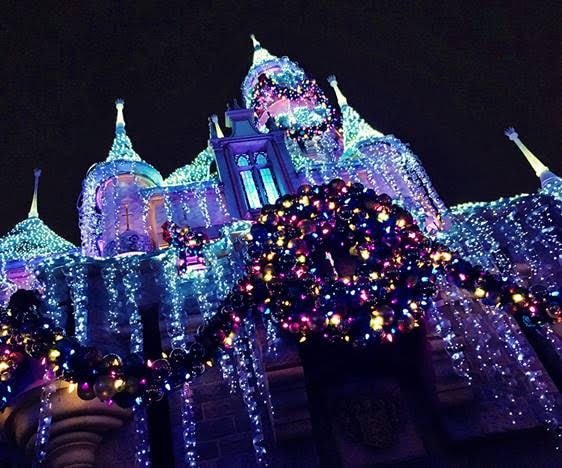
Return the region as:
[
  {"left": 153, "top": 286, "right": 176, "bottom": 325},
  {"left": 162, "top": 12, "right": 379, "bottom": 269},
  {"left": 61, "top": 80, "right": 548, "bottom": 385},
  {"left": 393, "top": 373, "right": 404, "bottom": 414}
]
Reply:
[
  {"left": 210, "top": 114, "right": 225, "bottom": 138},
  {"left": 327, "top": 75, "right": 383, "bottom": 151},
  {"left": 115, "top": 98, "right": 126, "bottom": 132},
  {"left": 107, "top": 98, "right": 141, "bottom": 161},
  {"left": 249, "top": 33, "right": 277, "bottom": 67},
  {"left": 504, "top": 127, "right": 559, "bottom": 189},
  {"left": 27, "top": 168, "right": 41, "bottom": 218}
]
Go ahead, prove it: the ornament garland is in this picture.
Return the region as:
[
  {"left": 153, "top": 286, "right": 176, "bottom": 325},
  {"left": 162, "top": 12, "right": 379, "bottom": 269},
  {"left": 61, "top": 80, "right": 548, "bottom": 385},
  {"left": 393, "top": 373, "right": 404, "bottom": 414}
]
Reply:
[
  {"left": 239, "top": 179, "right": 561, "bottom": 345},
  {"left": 0, "top": 180, "right": 560, "bottom": 411}
]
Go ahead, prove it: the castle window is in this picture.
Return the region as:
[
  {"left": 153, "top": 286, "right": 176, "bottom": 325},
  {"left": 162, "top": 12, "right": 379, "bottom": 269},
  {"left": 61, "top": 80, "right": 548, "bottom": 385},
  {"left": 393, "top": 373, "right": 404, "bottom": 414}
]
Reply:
[
  {"left": 259, "top": 167, "right": 279, "bottom": 204},
  {"left": 237, "top": 154, "right": 262, "bottom": 209},
  {"left": 235, "top": 152, "right": 280, "bottom": 210},
  {"left": 254, "top": 152, "right": 280, "bottom": 204}
]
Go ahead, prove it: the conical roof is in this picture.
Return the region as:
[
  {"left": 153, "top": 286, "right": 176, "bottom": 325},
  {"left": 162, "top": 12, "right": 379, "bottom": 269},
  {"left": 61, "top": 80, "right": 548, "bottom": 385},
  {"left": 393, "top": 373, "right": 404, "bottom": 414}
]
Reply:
[
  {"left": 250, "top": 34, "right": 278, "bottom": 67},
  {"left": 0, "top": 217, "right": 76, "bottom": 262},
  {"left": 327, "top": 75, "right": 383, "bottom": 152},
  {"left": 0, "top": 169, "right": 75, "bottom": 262},
  {"left": 165, "top": 146, "right": 216, "bottom": 186}
]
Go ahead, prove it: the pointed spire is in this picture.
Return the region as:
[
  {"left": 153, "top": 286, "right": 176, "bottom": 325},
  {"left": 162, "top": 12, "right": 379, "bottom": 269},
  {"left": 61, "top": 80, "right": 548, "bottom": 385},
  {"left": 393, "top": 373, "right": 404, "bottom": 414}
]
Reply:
[
  {"left": 504, "top": 127, "right": 550, "bottom": 178},
  {"left": 327, "top": 75, "right": 384, "bottom": 151},
  {"left": 504, "top": 127, "right": 560, "bottom": 188},
  {"left": 115, "top": 98, "right": 126, "bottom": 132},
  {"left": 27, "top": 168, "right": 41, "bottom": 218},
  {"left": 249, "top": 33, "right": 277, "bottom": 66},
  {"left": 107, "top": 99, "right": 141, "bottom": 161},
  {"left": 210, "top": 114, "right": 224, "bottom": 138},
  {"left": 250, "top": 33, "right": 260, "bottom": 49},
  {"left": 327, "top": 75, "right": 348, "bottom": 107}
]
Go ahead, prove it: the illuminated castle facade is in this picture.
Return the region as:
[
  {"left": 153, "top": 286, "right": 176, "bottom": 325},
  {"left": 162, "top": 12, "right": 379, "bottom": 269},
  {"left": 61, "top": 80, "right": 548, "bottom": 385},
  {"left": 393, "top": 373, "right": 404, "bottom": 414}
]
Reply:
[{"left": 0, "top": 36, "right": 561, "bottom": 467}]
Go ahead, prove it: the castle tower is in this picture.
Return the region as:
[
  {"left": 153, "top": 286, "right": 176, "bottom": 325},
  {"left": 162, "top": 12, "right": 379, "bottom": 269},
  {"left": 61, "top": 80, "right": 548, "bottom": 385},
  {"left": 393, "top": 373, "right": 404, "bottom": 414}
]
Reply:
[
  {"left": 79, "top": 100, "right": 163, "bottom": 257},
  {"left": 327, "top": 75, "right": 447, "bottom": 230},
  {"left": 242, "top": 34, "right": 342, "bottom": 161}
]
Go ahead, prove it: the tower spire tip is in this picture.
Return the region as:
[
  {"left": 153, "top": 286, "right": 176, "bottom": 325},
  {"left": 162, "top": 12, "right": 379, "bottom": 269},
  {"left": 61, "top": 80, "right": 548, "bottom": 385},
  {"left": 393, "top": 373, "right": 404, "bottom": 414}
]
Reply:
[
  {"left": 250, "top": 34, "right": 260, "bottom": 48},
  {"left": 326, "top": 74, "right": 347, "bottom": 107},
  {"left": 27, "top": 168, "right": 41, "bottom": 218},
  {"left": 504, "top": 127, "right": 518, "bottom": 141},
  {"left": 115, "top": 98, "right": 125, "bottom": 130},
  {"left": 505, "top": 127, "right": 550, "bottom": 179}
]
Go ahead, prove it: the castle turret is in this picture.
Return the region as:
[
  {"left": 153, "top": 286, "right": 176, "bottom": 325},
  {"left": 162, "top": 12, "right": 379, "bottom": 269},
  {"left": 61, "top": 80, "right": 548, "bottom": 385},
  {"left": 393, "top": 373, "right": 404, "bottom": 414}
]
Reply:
[
  {"left": 242, "top": 35, "right": 342, "bottom": 161},
  {"left": 0, "top": 170, "right": 76, "bottom": 297},
  {"left": 79, "top": 100, "right": 163, "bottom": 257}
]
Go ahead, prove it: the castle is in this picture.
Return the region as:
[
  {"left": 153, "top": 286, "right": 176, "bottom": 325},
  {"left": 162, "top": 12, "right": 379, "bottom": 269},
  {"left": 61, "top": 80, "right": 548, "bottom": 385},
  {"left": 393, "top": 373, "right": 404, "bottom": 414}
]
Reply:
[{"left": 0, "top": 35, "right": 561, "bottom": 467}]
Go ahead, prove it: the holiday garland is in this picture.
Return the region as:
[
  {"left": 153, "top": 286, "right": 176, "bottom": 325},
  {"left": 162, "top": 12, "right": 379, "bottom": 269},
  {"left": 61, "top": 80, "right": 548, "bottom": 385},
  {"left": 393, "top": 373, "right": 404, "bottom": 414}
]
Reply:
[{"left": 0, "top": 180, "right": 560, "bottom": 410}]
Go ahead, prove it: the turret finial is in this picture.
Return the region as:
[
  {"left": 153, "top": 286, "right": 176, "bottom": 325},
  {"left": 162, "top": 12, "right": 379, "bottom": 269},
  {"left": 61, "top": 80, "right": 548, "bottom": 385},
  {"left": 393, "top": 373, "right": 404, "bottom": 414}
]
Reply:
[
  {"left": 250, "top": 34, "right": 260, "bottom": 49},
  {"left": 107, "top": 98, "right": 141, "bottom": 161},
  {"left": 115, "top": 98, "right": 125, "bottom": 132},
  {"left": 27, "top": 168, "right": 41, "bottom": 218},
  {"left": 327, "top": 74, "right": 348, "bottom": 107},
  {"left": 505, "top": 127, "right": 549, "bottom": 178},
  {"left": 210, "top": 114, "right": 224, "bottom": 138}
]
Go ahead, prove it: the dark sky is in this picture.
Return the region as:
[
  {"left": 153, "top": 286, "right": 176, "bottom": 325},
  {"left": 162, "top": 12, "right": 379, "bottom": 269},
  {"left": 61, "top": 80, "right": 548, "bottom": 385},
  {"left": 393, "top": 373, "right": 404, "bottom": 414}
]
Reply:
[{"left": 2, "top": 1, "right": 560, "bottom": 245}]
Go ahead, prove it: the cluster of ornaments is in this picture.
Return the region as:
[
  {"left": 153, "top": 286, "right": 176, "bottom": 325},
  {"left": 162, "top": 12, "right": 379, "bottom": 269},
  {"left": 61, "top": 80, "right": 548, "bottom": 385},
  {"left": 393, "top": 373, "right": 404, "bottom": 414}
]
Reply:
[
  {"left": 0, "top": 180, "right": 560, "bottom": 409},
  {"left": 0, "top": 290, "right": 238, "bottom": 410},
  {"left": 162, "top": 221, "right": 208, "bottom": 275},
  {"left": 251, "top": 74, "right": 340, "bottom": 143}
]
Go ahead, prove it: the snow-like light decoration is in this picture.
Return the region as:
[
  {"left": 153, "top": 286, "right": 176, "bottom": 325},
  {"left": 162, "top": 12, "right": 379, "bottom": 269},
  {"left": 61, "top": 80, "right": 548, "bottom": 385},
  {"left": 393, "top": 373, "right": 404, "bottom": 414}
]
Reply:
[
  {"left": 165, "top": 147, "right": 217, "bottom": 186},
  {"left": 34, "top": 370, "right": 56, "bottom": 465},
  {"left": 327, "top": 75, "right": 383, "bottom": 149},
  {"left": 122, "top": 257, "right": 143, "bottom": 354},
  {"left": 325, "top": 76, "right": 447, "bottom": 228},
  {"left": 79, "top": 101, "right": 163, "bottom": 258},
  {"left": 101, "top": 261, "right": 120, "bottom": 334},
  {"left": 443, "top": 192, "right": 562, "bottom": 288},
  {"left": 65, "top": 258, "right": 89, "bottom": 343},
  {"left": 107, "top": 99, "right": 141, "bottom": 162},
  {"left": 133, "top": 399, "right": 151, "bottom": 467},
  {"left": 233, "top": 324, "right": 270, "bottom": 465},
  {"left": 0, "top": 218, "right": 76, "bottom": 262},
  {"left": 181, "top": 383, "right": 198, "bottom": 467},
  {"left": 160, "top": 251, "right": 186, "bottom": 348}
]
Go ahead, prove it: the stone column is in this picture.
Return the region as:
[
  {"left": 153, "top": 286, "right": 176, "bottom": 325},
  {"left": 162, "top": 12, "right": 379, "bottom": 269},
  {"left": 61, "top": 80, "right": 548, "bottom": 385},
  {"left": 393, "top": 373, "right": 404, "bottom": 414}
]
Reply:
[{"left": 0, "top": 381, "right": 131, "bottom": 467}]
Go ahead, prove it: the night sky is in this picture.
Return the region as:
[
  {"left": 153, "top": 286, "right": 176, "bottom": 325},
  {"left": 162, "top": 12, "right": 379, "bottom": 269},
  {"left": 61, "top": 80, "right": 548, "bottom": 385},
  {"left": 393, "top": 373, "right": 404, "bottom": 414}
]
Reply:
[{"left": 2, "top": 1, "right": 560, "bottom": 245}]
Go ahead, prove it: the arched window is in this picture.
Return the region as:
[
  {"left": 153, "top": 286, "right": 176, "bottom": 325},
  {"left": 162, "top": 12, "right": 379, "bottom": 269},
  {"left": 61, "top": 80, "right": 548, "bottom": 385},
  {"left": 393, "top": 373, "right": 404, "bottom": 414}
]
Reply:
[{"left": 235, "top": 152, "right": 281, "bottom": 210}]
